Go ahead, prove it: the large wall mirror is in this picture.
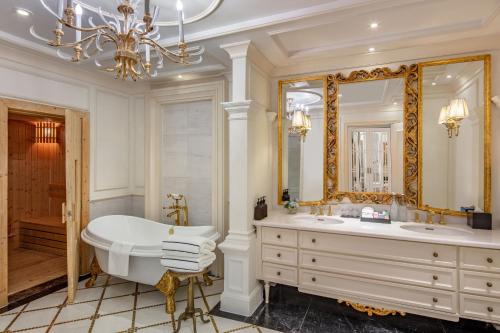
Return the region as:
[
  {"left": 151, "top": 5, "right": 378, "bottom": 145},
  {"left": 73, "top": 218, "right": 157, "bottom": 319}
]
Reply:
[
  {"left": 278, "top": 76, "right": 327, "bottom": 205},
  {"left": 418, "top": 55, "right": 491, "bottom": 214},
  {"left": 326, "top": 66, "right": 419, "bottom": 204}
]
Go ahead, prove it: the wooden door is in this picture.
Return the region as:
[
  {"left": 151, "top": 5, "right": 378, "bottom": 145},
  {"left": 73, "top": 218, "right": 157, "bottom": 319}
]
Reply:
[{"left": 65, "top": 109, "right": 84, "bottom": 304}]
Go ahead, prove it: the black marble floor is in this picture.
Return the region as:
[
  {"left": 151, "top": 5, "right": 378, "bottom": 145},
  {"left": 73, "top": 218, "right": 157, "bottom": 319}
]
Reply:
[{"left": 210, "top": 284, "right": 498, "bottom": 333}]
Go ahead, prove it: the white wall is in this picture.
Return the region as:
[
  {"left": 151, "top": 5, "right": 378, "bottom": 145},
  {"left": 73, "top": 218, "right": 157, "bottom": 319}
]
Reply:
[
  {"left": 0, "top": 41, "right": 147, "bottom": 216},
  {"left": 271, "top": 50, "right": 500, "bottom": 227},
  {"left": 161, "top": 100, "right": 213, "bottom": 226}
]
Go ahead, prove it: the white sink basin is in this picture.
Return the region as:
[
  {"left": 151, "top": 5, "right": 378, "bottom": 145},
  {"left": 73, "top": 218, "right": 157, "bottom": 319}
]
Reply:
[
  {"left": 291, "top": 215, "right": 344, "bottom": 225},
  {"left": 400, "top": 224, "right": 473, "bottom": 237}
]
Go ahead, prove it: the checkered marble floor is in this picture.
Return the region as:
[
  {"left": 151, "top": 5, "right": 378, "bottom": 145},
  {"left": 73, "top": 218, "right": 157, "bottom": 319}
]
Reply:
[{"left": 0, "top": 274, "right": 281, "bottom": 333}]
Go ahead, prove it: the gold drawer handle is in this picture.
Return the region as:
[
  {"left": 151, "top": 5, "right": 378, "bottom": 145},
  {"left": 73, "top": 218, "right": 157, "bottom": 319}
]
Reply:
[
  {"left": 487, "top": 282, "right": 493, "bottom": 288},
  {"left": 277, "top": 271, "right": 281, "bottom": 276},
  {"left": 312, "top": 277, "right": 316, "bottom": 282},
  {"left": 433, "top": 275, "right": 438, "bottom": 281},
  {"left": 432, "top": 297, "right": 438, "bottom": 303},
  {"left": 312, "top": 258, "right": 316, "bottom": 263},
  {"left": 433, "top": 252, "right": 439, "bottom": 258},
  {"left": 277, "top": 234, "right": 281, "bottom": 239},
  {"left": 487, "top": 257, "right": 494, "bottom": 264},
  {"left": 277, "top": 253, "right": 281, "bottom": 258},
  {"left": 488, "top": 306, "right": 494, "bottom": 313}
]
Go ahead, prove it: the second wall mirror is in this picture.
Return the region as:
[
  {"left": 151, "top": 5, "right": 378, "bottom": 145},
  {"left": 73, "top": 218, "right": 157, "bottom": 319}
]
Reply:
[
  {"left": 278, "top": 76, "right": 327, "bottom": 205},
  {"left": 418, "top": 55, "right": 491, "bottom": 215}
]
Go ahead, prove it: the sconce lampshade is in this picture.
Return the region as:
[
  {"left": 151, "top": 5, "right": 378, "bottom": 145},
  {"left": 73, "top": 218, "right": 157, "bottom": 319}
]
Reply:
[
  {"left": 438, "top": 105, "right": 450, "bottom": 125},
  {"left": 448, "top": 98, "right": 469, "bottom": 121},
  {"left": 35, "top": 121, "right": 58, "bottom": 143},
  {"left": 291, "top": 109, "right": 306, "bottom": 128}
]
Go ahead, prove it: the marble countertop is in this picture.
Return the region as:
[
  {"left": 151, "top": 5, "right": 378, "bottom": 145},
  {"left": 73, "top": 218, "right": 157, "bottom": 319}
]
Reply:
[{"left": 254, "top": 210, "right": 500, "bottom": 249}]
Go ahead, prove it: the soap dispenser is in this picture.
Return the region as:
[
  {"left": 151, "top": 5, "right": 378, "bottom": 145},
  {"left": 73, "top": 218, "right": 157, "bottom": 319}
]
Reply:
[
  {"left": 399, "top": 194, "right": 407, "bottom": 222},
  {"left": 282, "top": 189, "right": 290, "bottom": 202},
  {"left": 390, "top": 193, "right": 398, "bottom": 222}
]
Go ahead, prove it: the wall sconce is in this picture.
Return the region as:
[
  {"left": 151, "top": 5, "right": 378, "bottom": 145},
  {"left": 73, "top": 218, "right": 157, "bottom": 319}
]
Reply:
[
  {"left": 35, "top": 121, "right": 58, "bottom": 143},
  {"left": 287, "top": 99, "right": 312, "bottom": 141},
  {"left": 438, "top": 98, "right": 469, "bottom": 138}
]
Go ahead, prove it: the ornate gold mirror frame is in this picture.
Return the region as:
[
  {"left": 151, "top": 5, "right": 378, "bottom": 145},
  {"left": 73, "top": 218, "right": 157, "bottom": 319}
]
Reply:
[
  {"left": 278, "top": 76, "right": 328, "bottom": 206},
  {"left": 417, "top": 55, "right": 491, "bottom": 215},
  {"left": 326, "top": 65, "right": 419, "bottom": 205}
]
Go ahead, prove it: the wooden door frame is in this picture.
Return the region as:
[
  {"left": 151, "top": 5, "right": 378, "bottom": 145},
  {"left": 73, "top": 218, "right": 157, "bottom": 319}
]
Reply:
[{"left": 0, "top": 98, "right": 89, "bottom": 308}]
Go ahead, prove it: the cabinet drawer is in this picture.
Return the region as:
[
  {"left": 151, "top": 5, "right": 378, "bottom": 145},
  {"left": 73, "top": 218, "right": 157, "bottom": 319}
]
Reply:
[
  {"left": 460, "top": 247, "right": 500, "bottom": 272},
  {"left": 300, "top": 269, "right": 457, "bottom": 313},
  {"left": 300, "top": 250, "right": 456, "bottom": 290},
  {"left": 262, "top": 262, "right": 297, "bottom": 286},
  {"left": 262, "top": 227, "right": 297, "bottom": 247},
  {"left": 460, "top": 270, "right": 500, "bottom": 297},
  {"left": 262, "top": 245, "right": 297, "bottom": 266},
  {"left": 460, "top": 294, "right": 500, "bottom": 323},
  {"left": 300, "top": 231, "right": 456, "bottom": 267}
]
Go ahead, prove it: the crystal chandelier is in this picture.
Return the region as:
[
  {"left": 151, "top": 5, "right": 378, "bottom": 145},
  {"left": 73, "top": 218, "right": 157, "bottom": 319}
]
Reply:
[
  {"left": 287, "top": 98, "right": 312, "bottom": 141},
  {"left": 31, "top": 0, "right": 206, "bottom": 81}
]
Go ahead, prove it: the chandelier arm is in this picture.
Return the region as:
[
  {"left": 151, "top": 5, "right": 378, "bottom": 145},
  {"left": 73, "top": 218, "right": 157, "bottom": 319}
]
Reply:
[
  {"left": 39, "top": 0, "right": 62, "bottom": 21},
  {"left": 82, "top": 37, "right": 97, "bottom": 58},
  {"left": 98, "top": 7, "right": 120, "bottom": 34},
  {"left": 29, "top": 26, "right": 52, "bottom": 43},
  {"left": 143, "top": 39, "right": 183, "bottom": 60},
  {"left": 59, "top": 18, "right": 113, "bottom": 33}
]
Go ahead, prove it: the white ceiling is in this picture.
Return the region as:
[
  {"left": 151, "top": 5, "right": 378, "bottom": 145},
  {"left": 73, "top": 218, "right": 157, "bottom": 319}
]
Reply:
[{"left": 1, "top": 0, "right": 500, "bottom": 82}]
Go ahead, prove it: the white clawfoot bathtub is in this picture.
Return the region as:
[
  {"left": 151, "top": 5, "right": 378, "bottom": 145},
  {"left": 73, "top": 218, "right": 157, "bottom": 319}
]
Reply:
[{"left": 81, "top": 215, "right": 220, "bottom": 286}]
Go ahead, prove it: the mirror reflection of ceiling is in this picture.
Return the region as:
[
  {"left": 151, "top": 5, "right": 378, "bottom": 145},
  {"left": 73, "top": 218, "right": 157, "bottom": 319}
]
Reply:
[
  {"left": 286, "top": 81, "right": 323, "bottom": 110},
  {"left": 339, "top": 79, "right": 404, "bottom": 111},
  {"left": 422, "top": 61, "right": 483, "bottom": 91}
]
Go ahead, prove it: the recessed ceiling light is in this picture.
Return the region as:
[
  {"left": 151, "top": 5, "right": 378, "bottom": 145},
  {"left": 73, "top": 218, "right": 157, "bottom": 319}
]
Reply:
[
  {"left": 177, "top": 75, "right": 183, "bottom": 79},
  {"left": 16, "top": 8, "right": 31, "bottom": 17},
  {"left": 338, "top": 94, "right": 343, "bottom": 97},
  {"left": 446, "top": 74, "right": 452, "bottom": 79},
  {"left": 432, "top": 82, "right": 437, "bottom": 86},
  {"left": 370, "top": 22, "right": 379, "bottom": 29},
  {"left": 393, "top": 102, "right": 397, "bottom": 105},
  {"left": 368, "top": 47, "right": 375, "bottom": 52}
]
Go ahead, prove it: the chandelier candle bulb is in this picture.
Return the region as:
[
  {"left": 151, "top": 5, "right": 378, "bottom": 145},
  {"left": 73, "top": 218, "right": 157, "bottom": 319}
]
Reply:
[
  {"left": 75, "top": 4, "right": 82, "bottom": 41},
  {"left": 145, "top": 0, "right": 150, "bottom": 15},
  {"left": 57, "top": 0, "right": 64, "bottom": 29},
  {"left": 177, "top": 0, "right": 184, "bottom": 43},
  {"left": 145, "top": 44, "right": 151, "bottom": 63}
]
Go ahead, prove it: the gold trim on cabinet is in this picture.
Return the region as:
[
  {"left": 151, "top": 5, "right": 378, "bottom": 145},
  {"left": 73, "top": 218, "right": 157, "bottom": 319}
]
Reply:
[
  {"left": 278, "top": 75, "right": 328, "bottom": 206},
  {"left": 417, "top": 54, "right": 491, "bottom": 216},
  {"left": 338, "top": 300, "right": 406, "bottom": 316},
  {"left": 326, "top": 65, "right": 419, "bottom": 205}
]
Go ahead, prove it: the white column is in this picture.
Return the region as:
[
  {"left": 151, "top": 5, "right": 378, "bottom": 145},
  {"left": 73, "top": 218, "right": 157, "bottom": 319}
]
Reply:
[{"left": 218, "top": 41, "right": 263, "bottom": 316}]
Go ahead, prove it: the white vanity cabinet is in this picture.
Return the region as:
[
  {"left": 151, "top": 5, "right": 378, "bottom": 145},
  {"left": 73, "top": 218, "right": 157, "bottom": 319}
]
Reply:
[{"left": 255, "top": 224, "right": 500, "bottom": 326}]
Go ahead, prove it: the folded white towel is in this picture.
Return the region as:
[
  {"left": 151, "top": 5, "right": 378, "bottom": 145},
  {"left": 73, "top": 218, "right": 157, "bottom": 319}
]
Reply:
[
  {"left": 108, "top": 241, "right": 134, "bottom": 277},
  {"left": 160, "top": 252, "right": 216, "bottom": 272},
  {"left": 163, "top": 250, "right": 212, "bottom": 259},
  {"left": 162, "top": 235, "right": 216, "bottom": 255}
]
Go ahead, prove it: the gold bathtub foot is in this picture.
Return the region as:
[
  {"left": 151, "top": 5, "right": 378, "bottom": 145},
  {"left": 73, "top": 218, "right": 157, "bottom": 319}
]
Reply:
[
  {"left": 155, "top": 271, "right": 179, "bottom": 315},
  {"left": 338, "top": 300, "right": 406, "bottom": 317},
  {"left": 85, "top": 256, "right": 102, "bottom": 288},
  {"left": 202, "top": 272, "right": 213, "bottom": 286}
]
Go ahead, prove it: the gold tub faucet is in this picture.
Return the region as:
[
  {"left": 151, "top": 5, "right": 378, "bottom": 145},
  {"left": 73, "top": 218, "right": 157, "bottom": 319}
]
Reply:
[{"left": 164, "top": 193, "right": 189, "bottom": 226}]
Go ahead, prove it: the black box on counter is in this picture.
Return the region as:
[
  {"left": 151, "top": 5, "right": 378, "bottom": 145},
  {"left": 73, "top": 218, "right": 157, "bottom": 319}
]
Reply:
[{"left": 467, "top": 212, "right": 492, "bottom": 230}]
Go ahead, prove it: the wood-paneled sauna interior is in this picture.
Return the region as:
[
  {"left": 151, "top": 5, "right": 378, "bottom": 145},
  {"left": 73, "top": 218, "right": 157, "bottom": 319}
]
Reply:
[{"left": 7, "top": 113, "right": 67, "bottom": 295}]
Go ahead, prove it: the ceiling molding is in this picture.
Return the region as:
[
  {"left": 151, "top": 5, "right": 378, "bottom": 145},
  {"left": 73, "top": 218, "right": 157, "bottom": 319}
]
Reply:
[
  {"left": 157, "top": 0, "right": 402, "bottom": 47},
  {"left": 279, "top": 18, "right": 484, "bottom": 60}
]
